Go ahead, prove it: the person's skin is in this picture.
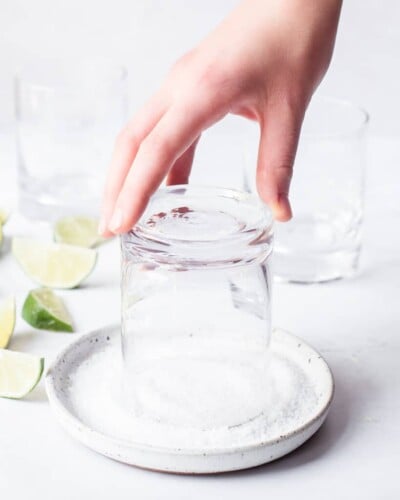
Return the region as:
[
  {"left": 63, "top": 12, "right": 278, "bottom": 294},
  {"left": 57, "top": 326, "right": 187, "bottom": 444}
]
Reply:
[{"left": 99, "top": 0, "right": 342, "bottom": 237}]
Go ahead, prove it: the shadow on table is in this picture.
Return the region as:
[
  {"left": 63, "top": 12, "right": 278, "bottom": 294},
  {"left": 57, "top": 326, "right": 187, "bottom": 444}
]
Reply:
[
  {"left": 77, "top": 279, "right": 120, "bottom": 290},
  {"left": 8, "top": 330, "right": 38, "bottom": 352},
  {"left": 0, "top": 235, "right": 12, "bottom": 255},
  {"left": 24, "top": 384, "right": 48, "bottom": 403}
]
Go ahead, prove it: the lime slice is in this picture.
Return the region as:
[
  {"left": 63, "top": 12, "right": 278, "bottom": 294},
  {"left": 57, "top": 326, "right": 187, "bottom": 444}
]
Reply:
[
  {"left": 22, "top": 288, "right": 73, "bottom": 333},
  {"left": 0, "top": 296, "right": 16, "bottom": 348},
  {"left": 12, "top": 237, "right": 97, "bottom": 289},
  {"left": 0, "top": 349, "right": 44, "bottom": 399},
  {"left": 54, "top": 216, "right": 106, "bottom": 248}
]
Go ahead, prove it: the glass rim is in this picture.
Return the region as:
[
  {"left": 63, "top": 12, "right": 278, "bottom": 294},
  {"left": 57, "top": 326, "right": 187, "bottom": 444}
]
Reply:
[
  {"left": 14, "top": 57, "right": 128, "bottom": 91},
  {"left": 301, "top": 95, "right": 369, "bottom": 140}
]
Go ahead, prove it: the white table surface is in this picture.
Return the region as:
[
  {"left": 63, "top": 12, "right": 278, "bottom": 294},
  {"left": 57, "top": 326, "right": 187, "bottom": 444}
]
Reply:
[
  {"left": 1, "top": 3, "right": 400, "bottom": 494},
  {"left": 0, "top": 130, "right": 399, "bottom": 500}
]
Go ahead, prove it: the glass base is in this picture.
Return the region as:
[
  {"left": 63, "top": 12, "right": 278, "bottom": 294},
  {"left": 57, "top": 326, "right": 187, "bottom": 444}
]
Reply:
[
  {"left": 18, "top": 190, "right": 100, "bottom": 222},
  {"left": 272, "top": 247, "right": 361, "bottom": 284}
]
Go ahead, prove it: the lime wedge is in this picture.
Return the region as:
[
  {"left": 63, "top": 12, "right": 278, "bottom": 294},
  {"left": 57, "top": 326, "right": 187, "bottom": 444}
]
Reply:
[
  {"left": 0, "top": 296, "right": 16, "bottom": 348},
  {"left": 12, "top": 238, "right": 97, "bottom": 289},
  {"left": 0, "top": 349, "right": 44, "bottom": 399},
  {"left": 54, "top": 216, "right": 106, "bottom": 248},
  {"left": 22, "top": 288, "right": 73, "bottom": 332}
]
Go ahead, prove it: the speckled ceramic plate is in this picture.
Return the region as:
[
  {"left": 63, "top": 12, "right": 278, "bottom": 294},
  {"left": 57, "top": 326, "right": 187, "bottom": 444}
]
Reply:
[{"left": 45, "top": 325, "right": 334, "bottom": 474}]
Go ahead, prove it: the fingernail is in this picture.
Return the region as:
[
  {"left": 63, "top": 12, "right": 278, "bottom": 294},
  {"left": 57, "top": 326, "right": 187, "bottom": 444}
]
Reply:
[
  {"left": 98, "top": 216, "right": 107, "bottom": 235},
  {"left": 109, "top": 208, "right": 124, "bottom": 232},
  {"left": 276, "top": 195, "right": 292, "bottom": 222}
]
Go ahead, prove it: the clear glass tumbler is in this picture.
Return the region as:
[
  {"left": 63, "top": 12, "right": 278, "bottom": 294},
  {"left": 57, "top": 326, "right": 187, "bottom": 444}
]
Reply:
[
  {"left": 121, "top": 186, "right": 273, "bottom": 435},
  {"left": 244, "top": 96, "right": 369, "bottom": 283},
  {"left": 15, "top": 59, "right": 128, "bottom": 220}
]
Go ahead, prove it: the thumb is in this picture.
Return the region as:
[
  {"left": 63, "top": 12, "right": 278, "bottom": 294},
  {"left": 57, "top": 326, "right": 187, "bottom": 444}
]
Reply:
[{"left": 256, "top": 102, "right": 304, "bottom": 222}]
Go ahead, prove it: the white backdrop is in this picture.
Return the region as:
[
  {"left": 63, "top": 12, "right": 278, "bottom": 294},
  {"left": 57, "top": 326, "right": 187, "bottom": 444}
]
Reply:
[
  {"left": 1, "top": 0, "right": 400, "bottom": 136},
  {"left": 1, "top": 3, "right": 400, "bottom": 499}
]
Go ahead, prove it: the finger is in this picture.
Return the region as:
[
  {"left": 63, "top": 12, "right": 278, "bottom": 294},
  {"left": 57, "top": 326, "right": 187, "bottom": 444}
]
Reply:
[
  {"left": 108, "top": 99, "right": 221, "bottom": 234},
  {"left": 256, "top": 101, "right": 304, "bottom": 222},
  {"left": 166, "top": 136, "right": 200, "bottom": 185},
  {"left": 99, "top": 93, "right": 167, "bottom": 237}
]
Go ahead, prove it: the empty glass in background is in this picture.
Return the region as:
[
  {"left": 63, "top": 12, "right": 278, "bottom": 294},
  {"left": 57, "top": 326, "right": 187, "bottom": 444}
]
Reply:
[
  {"left": 14, "top": 60, "right": 128, "bottom": 221},
  {"left": 243, "top": 96, "right": 369, "bottom": 283}
]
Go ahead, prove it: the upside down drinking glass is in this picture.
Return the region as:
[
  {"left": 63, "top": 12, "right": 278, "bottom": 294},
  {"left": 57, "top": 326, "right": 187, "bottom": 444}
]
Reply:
[{"left": 121, "top": 186, "right": 274, "bottom": 433}]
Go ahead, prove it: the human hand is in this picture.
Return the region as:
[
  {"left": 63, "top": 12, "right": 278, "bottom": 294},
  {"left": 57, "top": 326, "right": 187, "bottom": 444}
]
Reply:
[{"left": 99, "top": 0, "right": 342, "bottom": 236}]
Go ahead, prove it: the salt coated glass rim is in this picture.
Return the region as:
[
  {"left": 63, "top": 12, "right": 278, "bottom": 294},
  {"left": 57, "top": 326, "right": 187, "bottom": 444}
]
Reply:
[
  {"left": 14, "top": 58, "right": 128, "bottom": 91},
  {"left": 301, "top": 95, "right": 369, "bottom": 140},
  {"left": 131, "top": 185, "right": 274, "bottom": 246}
]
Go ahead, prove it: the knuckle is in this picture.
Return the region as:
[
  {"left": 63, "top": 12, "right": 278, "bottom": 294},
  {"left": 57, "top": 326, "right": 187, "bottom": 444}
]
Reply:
[
  {"left": 276, "top": 154, "right": 295, "bottom": 175},
  {"left": 197, "top": 62, "right": 230, "bottom": 97},
  {"left": 269, "top": 82, "right": 307, "bottom": 119},
  {"left": 276, "top": 159, "right": 294, "bottom": 172},
  {"left": 196, "top": 65, "right": 237, "bottom": 113},
  {"left": 169, "top": 51, "right": 235, "bottom": 114}
]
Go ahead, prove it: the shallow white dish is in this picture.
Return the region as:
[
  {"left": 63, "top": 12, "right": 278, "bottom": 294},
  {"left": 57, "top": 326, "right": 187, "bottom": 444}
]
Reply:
[{"left": 46, "top": 325, "right": 334, "bottom": 474}]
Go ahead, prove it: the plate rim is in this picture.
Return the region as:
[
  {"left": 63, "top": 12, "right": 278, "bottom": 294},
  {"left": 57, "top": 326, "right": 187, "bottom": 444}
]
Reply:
[{"left": 45, "top": 324, "right": 334, "bottom": 457}]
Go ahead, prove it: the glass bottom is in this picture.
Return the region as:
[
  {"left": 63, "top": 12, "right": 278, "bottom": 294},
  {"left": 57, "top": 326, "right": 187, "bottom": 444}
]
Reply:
[
  {"left": 273, "top": 247, "right": 360, "bottom": 283},
  {"left": 18, "top": 174, "right": 101, "bottom": 221},
  {"left": 273, "top": 213, "right": 362, "bottom": 283}
]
